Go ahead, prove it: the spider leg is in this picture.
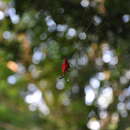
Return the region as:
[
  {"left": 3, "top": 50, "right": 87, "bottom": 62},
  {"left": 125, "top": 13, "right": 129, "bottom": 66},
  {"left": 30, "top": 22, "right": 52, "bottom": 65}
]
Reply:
[
  {"left": 69, "top": 63, "right": 80, "bottom": 70},
  {"left": 59, "top": 73, "right": 65, "bottom": 79}
]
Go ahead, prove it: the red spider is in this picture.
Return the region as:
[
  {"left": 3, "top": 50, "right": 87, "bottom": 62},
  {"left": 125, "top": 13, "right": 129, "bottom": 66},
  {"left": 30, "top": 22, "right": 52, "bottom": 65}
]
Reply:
[{"left": 59, "top": 58, "right": 70, "bottom": 79}]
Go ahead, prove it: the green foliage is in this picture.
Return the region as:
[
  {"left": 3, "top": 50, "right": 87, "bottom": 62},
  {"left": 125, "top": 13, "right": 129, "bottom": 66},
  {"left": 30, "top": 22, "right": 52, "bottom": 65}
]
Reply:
[{"left": 0, "top": 0, "right": 130, "bottom": 130}]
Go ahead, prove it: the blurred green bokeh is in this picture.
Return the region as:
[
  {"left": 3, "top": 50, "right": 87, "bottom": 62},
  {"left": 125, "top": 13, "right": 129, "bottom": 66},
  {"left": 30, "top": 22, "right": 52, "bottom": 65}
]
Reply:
[{"left": 0, "top": 0, "right": 130, "bottom": 129}]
